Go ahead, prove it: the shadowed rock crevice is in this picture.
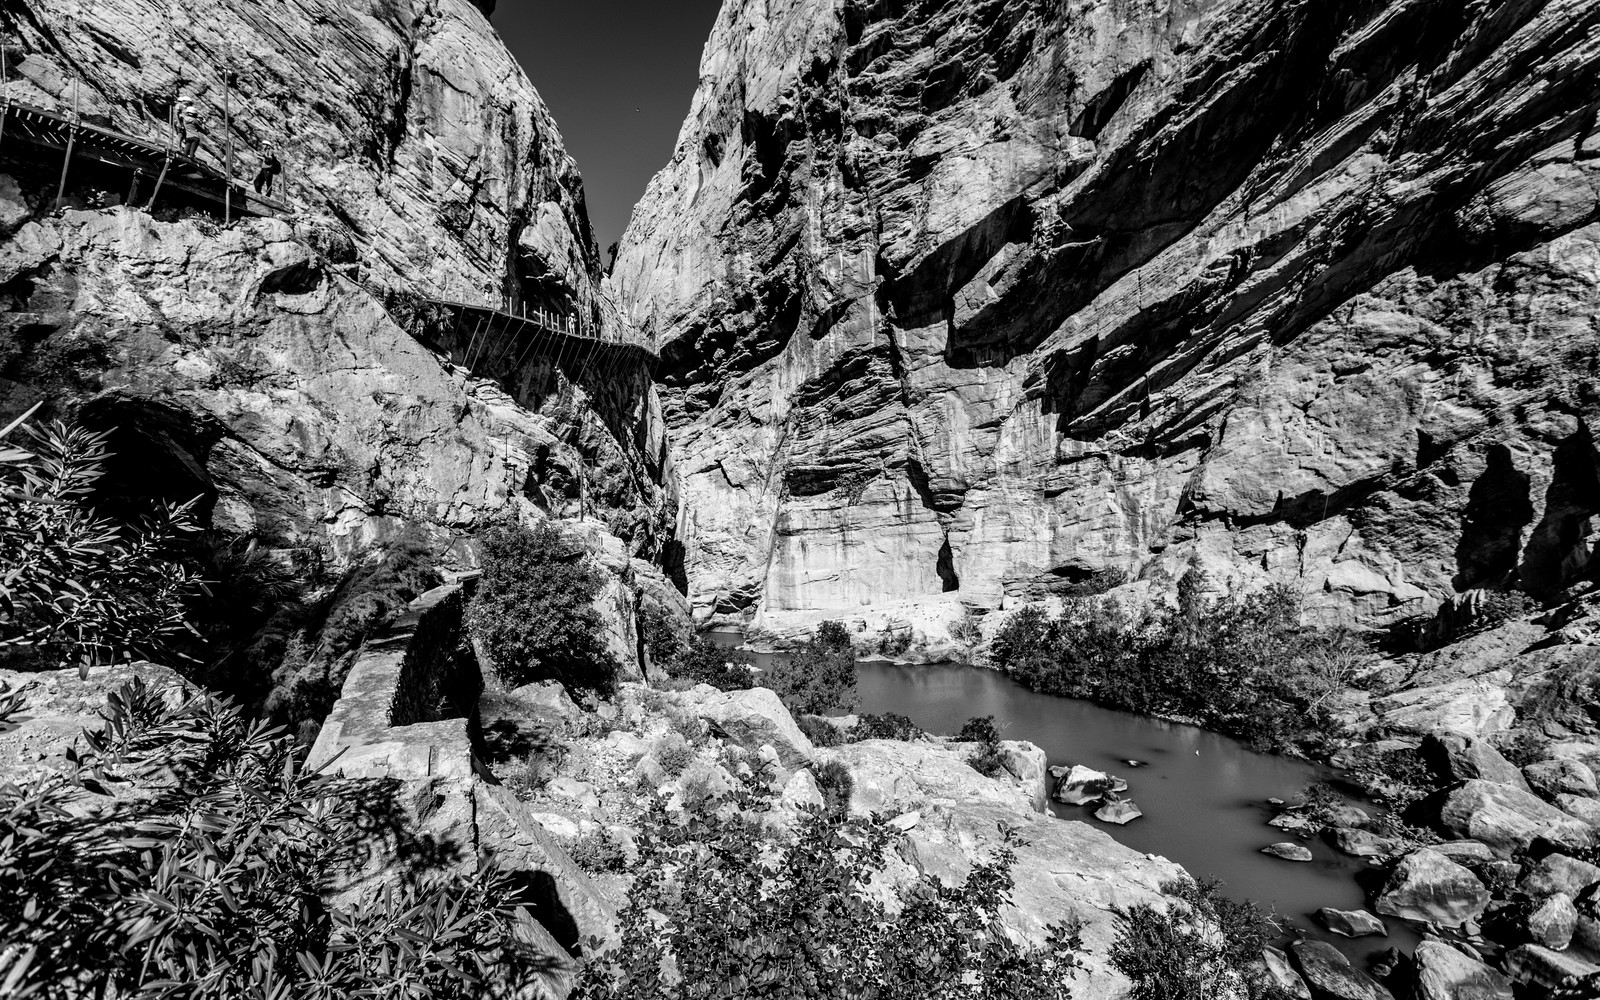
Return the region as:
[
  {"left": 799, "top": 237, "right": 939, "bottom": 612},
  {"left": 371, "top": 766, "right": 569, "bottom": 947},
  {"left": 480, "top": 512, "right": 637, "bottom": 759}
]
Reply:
[
  {"left": 1520, "top": 420, "right": 1600, "bottom": 598},
  {"left": 1454, "top": 444, "right": 1535, "bottom": 593}
]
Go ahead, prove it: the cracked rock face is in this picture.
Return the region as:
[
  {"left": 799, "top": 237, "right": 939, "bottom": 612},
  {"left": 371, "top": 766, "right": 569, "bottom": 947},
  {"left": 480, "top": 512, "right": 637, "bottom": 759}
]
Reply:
[
  {"left": 0, "top": 209, "right": 675, "bottom": 601},
  {"left": 0, "top": 2, "right": 679, "bottom": 604},
  {"left": 11, "top": 0, "right": 606, "bottom": 316},
  {"left": 615, "top": 0, "right": 1600, "bottom": 632}
]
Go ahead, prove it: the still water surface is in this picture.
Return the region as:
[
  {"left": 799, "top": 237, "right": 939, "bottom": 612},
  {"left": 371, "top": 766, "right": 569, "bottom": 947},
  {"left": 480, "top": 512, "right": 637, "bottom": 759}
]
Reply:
[{"left": 854, "top": 660, "right": 1418, "bottom": 962}]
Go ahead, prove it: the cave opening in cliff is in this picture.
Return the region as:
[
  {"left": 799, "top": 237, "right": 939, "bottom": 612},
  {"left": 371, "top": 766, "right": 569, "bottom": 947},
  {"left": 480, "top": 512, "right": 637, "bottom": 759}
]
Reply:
[
  {"left": 936, "top": 535, "right": 959, "bottom": 592},
  {"left": 76, "top": 396, "right": 218, "bottom": 527}
]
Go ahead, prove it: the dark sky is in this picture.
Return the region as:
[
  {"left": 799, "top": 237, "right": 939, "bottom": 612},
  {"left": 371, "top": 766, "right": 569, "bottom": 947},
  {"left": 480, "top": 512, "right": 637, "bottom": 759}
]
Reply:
[{"left": 492, "top": 1, "right": 723, "bottom": 261}]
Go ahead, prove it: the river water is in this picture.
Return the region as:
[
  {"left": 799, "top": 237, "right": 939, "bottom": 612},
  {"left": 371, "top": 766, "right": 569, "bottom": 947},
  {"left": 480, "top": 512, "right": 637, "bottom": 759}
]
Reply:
[{"left": 854, "top": 660, "right": 1418, "bottom": 964}]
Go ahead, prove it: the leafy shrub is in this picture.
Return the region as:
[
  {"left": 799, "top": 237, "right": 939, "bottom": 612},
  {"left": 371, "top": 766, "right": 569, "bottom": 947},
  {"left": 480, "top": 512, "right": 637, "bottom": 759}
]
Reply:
[
  {"left": 949, "top": 605, "right": 984, "bottom": 648},
  {"left": 765, "top": 621, "right": 857, "bottom": 717},
  {"left": 667, "top": 709, "right": 707, "bottom": 744},
  {"left": 875, "top": 623, "right": 912, "bottom": 657},
  {"left": 466, "top": 521, "right": 619, "bottom": 696},
  {"left": 968, "top": 742, "right": 1010, "bottom": 779},
  {"left": 569, "top": 830, "right": 627, "bottom": 874},
  {"left": 812, "top": 759, "right": 854, "bottom": 817},
  {"left": 798, "top": 714, "right": 844, "bottom": 748},
  {"left": 852, "top": 712, "right": 922, "bottom": 742},
  {"left": 657, "top": 741, "right": 694, "bottom": 777},
  {"left": 990, "top": 606, "right": 1052, "bottom": 668},
  {"left": 573, "top": 787, "right": 1083, "bottom": 1000},
  {"left": 668, "top": 633, "right": 754, "bottom": 691},
  {"left": 957, "top": 715, "right": 1001, "bottom": 745},
  {"left": 638, "top": 600, "right": 688, "bottom": 666},
  {"left": 992, "top": 584, "right": 1373, "bottom": 751},
  {"left": 0, "top": 679, "right": 561, "bottom": 997},
  {"left": 0, "top": 407, "right": 203, "bottom": 670},
  {"left": 1111, "top": 876, "right": 1279, "bottom": 1000}
]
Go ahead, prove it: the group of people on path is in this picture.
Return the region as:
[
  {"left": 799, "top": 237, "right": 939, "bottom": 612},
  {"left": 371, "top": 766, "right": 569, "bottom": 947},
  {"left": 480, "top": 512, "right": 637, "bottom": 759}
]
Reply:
[{"left": 172, "top": 95, "right": 281, "bottom": 197}]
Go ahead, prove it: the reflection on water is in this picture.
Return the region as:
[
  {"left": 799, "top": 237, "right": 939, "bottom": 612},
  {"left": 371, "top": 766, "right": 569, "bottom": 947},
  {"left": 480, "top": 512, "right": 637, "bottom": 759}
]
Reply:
[{"left": 854, "top": 660, "right": 1417, "bottom": 964}]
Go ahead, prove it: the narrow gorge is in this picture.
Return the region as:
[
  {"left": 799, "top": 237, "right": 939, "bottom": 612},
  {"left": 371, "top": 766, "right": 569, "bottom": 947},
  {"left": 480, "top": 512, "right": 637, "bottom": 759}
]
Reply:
[{"left": 2, "top": 1, "right": 1600, "bottom": 999}]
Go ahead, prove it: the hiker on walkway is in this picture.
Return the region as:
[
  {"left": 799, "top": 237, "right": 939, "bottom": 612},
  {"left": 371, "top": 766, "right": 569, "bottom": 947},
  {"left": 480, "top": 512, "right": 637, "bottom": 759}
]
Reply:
[
  {"left": 253, "top": 151, "right": 281, "bottom": 195},
  {"left": 177, "top": 99, "right": 201, "bottom": 157}
]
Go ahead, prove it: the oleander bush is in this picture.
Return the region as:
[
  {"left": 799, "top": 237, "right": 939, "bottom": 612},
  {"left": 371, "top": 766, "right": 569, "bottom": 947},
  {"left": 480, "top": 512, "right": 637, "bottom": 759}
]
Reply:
[
  {"left": 466, "top": 521, "right": 619, "bottom": 696},
  {"left": 990, "top": 579, "right": 1373, "bottom": 751},
  {"left": 0, "top": 406, "right": 203, "bottom": 671},
  {"left": 0, "top": 679, "right": 561, "bottom": 998},
  {"left": 573, "top": 785, "right": 1084, "bottom": 1000},
  {"left": 764, "top": 620, "right": 856, "bottom": 717},
  {"left": 1111, "top": 876, "right": 1283, "bottom": 1000}
]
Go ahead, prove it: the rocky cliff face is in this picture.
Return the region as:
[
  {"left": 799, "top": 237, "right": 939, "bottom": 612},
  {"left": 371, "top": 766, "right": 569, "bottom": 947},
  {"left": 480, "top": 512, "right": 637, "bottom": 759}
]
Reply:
[
  {"left": 0, "top": 1, "right": 680, "bottom": 669},
  {"left": 5, "top": 0, "right": 606, "bottom": 314},
  {"left": 616, "top": 0, "right": 1600, "bottom": 637}
]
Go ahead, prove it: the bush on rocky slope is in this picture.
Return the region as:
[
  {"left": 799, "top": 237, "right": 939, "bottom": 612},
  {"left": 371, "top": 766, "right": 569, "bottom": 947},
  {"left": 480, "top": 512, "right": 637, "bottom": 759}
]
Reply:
[
  {"left": 763, "top": 620, "right": 857, "bottom": 717},
  {"left": 573, "top": 785, "right": 1084, "bottom": 1000},
  {"left": 0, "top": 407, "right": 203, "bottom": 672},
  {"left": 1111, "top": 876, "right": 1282, "bottom": 1000},
  {"left": 992, "top": 582, "right": 1373, "bottom": 750},
  {"left": 467, "top": 521, "right": 619, "bottom": 697},
  {"left": 0, "top": 679, "right": 559, "bottom": 997}
]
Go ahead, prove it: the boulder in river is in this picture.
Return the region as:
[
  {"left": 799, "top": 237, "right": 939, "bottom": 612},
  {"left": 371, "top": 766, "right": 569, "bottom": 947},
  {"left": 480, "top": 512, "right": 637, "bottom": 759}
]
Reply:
[
  {"left": 1557, "top": 793, "right": 1600, "bottom": 826},
  {"left": 1053, "top": 764, "right": 1117, "bottom": 805},
  {"left": 1528, "top": 893, "right": 1579, "bottom": 951},
  {"left": 1261, "top": 946, "right": 1312, "bottom": 1000},
  {"left": 1329, "top": 827, "right": 1404, "bottom": 858},
  {"left": 1094, "top": 795, "right": 1142, "bottom": 825},
  {"left": 1408, "top": 779, "right": 1595, "bottom": 855},
  {"left": 1519, "top": 854, "right": 1600, "bottom": 899},
  {"left": 1502, "top": 944, "right": 1600, "bottom": 990},
  {"left": 1318, "top": 907, "right": 1387, "bottom": 938},
  {"left": 1262, "top": 842, "right": 1314, "bottom": 862},
  {"left": 1375, "top": 848, "right": 1490, "bottom": 928},
  {"left": 1413, "top": 939, "right": 1512, "bottom": 1000},
  {"left": 1420, "top": 732, "right": 1530, "bottom": 791},
  {"left": 1289, "top": 939, "right": 1395, "bottom": 1000},
  {"left": 1524, "top": 758, "right": 1599, "bottom": 801}
]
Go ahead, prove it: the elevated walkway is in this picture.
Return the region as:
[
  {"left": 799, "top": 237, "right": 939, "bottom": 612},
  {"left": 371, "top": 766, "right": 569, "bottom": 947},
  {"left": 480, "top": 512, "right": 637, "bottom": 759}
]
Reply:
[
  {"left": 412, "top": 297, "right": 659, "bottom": 377},
  {"left": 5, "top": 101, "right": 655, "bottom": 374},
  {"left": 1, "top": 99, "right": 289, "bottom": 218}
]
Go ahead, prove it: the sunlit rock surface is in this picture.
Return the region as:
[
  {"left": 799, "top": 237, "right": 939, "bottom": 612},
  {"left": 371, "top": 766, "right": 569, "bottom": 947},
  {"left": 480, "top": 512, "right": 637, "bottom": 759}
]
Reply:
[
  {"left": 615, "top": 0, "right": 1600, "bottom": 635},
  {"left": 0, "top": 3, "right": 682, "bottom": 665}
]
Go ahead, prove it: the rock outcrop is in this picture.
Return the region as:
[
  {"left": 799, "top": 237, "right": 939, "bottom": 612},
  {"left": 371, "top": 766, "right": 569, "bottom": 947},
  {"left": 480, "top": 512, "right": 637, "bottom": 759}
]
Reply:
[
  {"left": 6, "top": 0, "right": 605, "bottom": 311},
  {"left": 0, "top": 2, "right": 682, "bottom": 669},
  {"left": 615, "top": 0, "right": 1600, "bottom": 636}
]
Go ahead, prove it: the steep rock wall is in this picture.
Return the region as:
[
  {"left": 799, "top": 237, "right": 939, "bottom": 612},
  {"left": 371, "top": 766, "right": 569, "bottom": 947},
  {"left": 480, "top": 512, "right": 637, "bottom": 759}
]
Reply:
[
  {"left": 4, "top": 0, "right": 607, "bottom": 317},
  {"left": 0, "top": 2, "right": 682, "bottom": 669},
  {"left": 616, "top": 0, "right": 1600, "bottom": 635}
]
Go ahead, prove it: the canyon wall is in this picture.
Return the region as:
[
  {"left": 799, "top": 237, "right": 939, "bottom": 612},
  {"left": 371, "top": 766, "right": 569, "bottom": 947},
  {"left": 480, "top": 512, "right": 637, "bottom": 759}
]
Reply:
[
  {"left": 0, "top": 0, "right": 680, "bottom": 667},
  {"left": 615, "top": 0, "right": 1600, "bottom": 637}
]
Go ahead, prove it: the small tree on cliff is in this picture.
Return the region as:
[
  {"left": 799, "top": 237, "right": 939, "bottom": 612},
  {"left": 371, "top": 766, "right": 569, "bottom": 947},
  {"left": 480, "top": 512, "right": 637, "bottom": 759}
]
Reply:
[{"left": 466, "top": 521, "right": 619, "bottom": 695}]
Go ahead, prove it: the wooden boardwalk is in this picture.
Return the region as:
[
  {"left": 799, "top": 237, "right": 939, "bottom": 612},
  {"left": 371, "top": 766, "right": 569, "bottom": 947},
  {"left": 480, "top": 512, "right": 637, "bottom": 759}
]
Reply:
[
  {"left": 3, "top": 99, "right": 654, "bottom": 369},
  {"left": 415, "top": 297, "right": 659, "bottom": 374},
  {"left": 1, "top": 99, "right": 289, "bottom": 218}
]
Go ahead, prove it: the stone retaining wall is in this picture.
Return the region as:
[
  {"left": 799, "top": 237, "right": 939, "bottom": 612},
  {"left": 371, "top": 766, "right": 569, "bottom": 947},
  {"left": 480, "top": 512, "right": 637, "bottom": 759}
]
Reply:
[{"left": 308, "top": 580, "right": 481, "bottom": 781}]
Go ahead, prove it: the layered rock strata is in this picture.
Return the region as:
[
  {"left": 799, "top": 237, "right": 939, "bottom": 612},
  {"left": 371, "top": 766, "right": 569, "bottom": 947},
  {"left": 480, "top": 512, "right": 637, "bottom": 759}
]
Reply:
[
  {"left": 616, "top": 0, "right": 1600, "bottom": 635},
  {"left": 0, "top": 1, "right": 682, "bottom": 655}
]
